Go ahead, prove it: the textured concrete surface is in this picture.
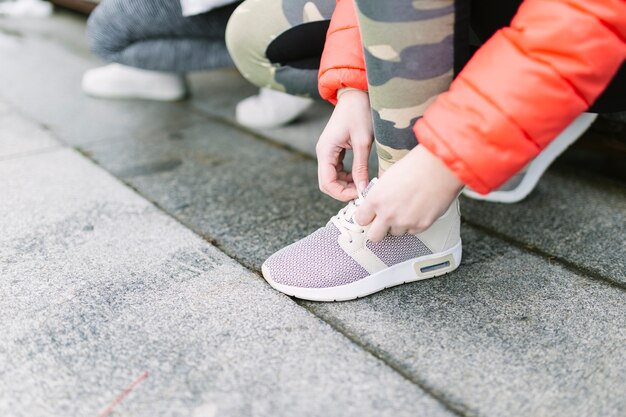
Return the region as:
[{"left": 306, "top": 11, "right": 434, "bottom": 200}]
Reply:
[
  {"left": 0, "top": 137, "right": 453, "bottom": 417},
  {"left": 0, "top": 24, "right": 206, "bottom": 147},
  {"left": 0, "top": 103, "right": 59, "bottom": 159},
  {"left": 83, "top": 118, "right": 343, "bottom": 268},
  {"left": 82, "top": 117, "right": 626, "bottom": 417},
  {"left": 189, "top": 70, "right": 332, "bottom": 156},
  {"left": 306, "top": 227, "right": 626, "bottom": 417},
  {"left": 2, "top": 10, "right": 626, "bottom": 417},
  {"left": 461, "top": 169, "right": 626, "bottom": 285}
]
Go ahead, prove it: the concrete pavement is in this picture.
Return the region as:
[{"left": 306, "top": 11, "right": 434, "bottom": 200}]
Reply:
[{"left": 1, "top": 10, "right": 625, "bottom": 417}]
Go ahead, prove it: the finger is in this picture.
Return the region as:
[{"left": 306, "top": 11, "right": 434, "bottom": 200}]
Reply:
[
  {"left": 351, "top": 138, "right": 372, "bottom": 193},
  {"left": 389, "top": 226, "right": 407, "bottom": 236},
  {"left": 317, "top": 144, "right": 354, "bottom": 200},
  {"left": 319, "top": 161, "right": 358, "bottom": 201},
  {"left": 337, "top": 170, "right": 354, "bottom": 184},
  {"left": 317, "top": 149, "right": 337, "bottom": 189},
  {"left": 354, "top": 200, "right": 376, "bottom": 226},
  {"left": 367, "top": 217, "right": 389, "bottom": 242}
]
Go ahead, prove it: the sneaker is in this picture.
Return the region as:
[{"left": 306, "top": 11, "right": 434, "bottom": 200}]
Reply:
[
  {"left": 82, "top": 64, "right": 188, "bottom": 101},
  {"left": 236, "top": 88, "right": 313, "bottom": 129},
  {"left": 261, "top": 179, "right": 462, "bottom": 301},
  {"left": 462, "top": 112, "right": 597, "bottom": 203}
]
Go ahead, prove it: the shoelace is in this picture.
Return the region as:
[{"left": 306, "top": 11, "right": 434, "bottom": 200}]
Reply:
[{"left": 331, "top": 196, "right": 366, "bottom": 243}]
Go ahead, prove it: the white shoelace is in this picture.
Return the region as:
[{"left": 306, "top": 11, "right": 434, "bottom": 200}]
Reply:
[{"left": 331, "top": 197, "right": 366, "bottom": 243}]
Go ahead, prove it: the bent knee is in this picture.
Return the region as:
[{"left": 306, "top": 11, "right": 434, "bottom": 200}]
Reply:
[
  {"left": 86, "top": 0, "right": 129, "bottom": 60},
  {"left": 226, "top": 0, "right": 280, "bottom": 88}
]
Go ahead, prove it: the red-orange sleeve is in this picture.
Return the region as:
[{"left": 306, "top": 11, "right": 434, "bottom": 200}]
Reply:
[
  {"left": 414, "top": 0, "right": 626, "bottom": 194},
  {"left": 318, "top": 0, "right": 368, "bottom": 104}
]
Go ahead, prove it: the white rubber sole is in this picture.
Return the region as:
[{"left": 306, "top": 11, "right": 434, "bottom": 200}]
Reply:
[
  {"left": 262, "top": 240, "right": 462, "bottom": 302},
  {"left": 462, "top": 112, "right": 598, "bottom": 203},
  {"left": 82, "top": 84, "right": 188, "bottom": 102},
  {"left": 235, "top": 96, "right": 313, "bottom": 129}
]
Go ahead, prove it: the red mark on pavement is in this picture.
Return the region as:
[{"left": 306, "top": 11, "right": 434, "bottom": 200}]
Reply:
[{"left": 97, "top": 370, "right": 149, "bottom": 417}]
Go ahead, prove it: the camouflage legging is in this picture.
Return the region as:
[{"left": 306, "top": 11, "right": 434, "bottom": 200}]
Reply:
[
  {"left": 226, "top": 0, "right": 461, "bottom": 171},
  {"left": 226, "top": 0, "right": 626, "bottom": 171},
  {"left": 355, "top": 0, "right": 457, "bottom": 171},
  {"left": 225, "top": 0, "right": 334, "bottom": 99}
]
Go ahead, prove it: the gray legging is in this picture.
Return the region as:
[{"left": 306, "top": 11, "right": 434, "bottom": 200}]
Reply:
[{"left": 87, "top": 0, "right": 239, "bottom": 73}]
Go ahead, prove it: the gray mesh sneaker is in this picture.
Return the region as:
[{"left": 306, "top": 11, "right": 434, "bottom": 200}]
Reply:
[{"left": 262, "top": 179, "right": 462, "bottom": 301}]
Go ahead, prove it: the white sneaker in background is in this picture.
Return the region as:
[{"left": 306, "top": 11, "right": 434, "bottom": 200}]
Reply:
[
  {"left": 0, "top": 0, "right": 52, "bottom": 17},
  {"left": 236, "top": 88, "right": 313, "bottom": 129},
  {"left": 262, "top": 178, "right": 462, "bottom": 302},
  {"left": 82, "top": 64, "right": 188, "bottom": 101},
  {"left": 463, "top": 112, "right": 598, "bottom": 203}
]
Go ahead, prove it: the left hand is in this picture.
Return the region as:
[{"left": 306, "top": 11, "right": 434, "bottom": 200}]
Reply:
[{"left": 354, "top": 145, "right": 464, "bottom": 242}]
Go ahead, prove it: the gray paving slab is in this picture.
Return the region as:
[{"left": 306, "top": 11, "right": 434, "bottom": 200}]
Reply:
[
  {"left": 0, "top": 148, "right": 454, "bottom": 417},
  {"left": 189, "top": 70, "right": 333, "bottom": 156},
  {"left": 82, "top": 112, "right": 626, "bottom": 417},
  {"left": 0, "top": 102, "right": 60, "bottom": 159},
  {"left": 305, "top": 227, "right": 626, "bottom": 417},
  {"left": 0, "top": 24, "right": 206, "bottom": 147},
  {"left": 461, "top": 166, "right": 626, "bottom": 284},
  {"left": 0, "top": 9, "right": 93, "bottom": 59},
  {"left": 83, "top": 118, "right": 344, "bottom": 268},
  {"left": 0, "top": 15, "right": 331, "bottom": 157}
]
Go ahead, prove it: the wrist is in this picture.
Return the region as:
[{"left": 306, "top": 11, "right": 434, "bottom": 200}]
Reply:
[
  {"left": 413, "top": 145, "right": 464, "bottom": 192},
  {"left": 337, "top": 88, "right": 368, "bottom": 101}
]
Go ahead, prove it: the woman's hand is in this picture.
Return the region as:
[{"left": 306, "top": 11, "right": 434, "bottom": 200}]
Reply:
[
  {"left": 355, "top": 145, "right": 464, "bottom": 242},
  {"left": 316, "top": 89, "right": 373, "bottom": 202}
]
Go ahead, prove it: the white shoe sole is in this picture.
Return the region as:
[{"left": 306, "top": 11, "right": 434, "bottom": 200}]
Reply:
[
  {"left": 462, "top": 112, "right": 598, "bottom": 203},
  {"left": 262, "top": 240, "right": 462, "bottom": 302},
  {"left": 82, "top": 84, "right": 188, "bottom": 102},
  {"left": 235, "top": 96, "right": 313, "bottom": 129}
]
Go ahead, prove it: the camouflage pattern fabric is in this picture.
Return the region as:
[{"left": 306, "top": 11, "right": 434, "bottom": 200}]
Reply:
[
  {"left": 355, "top": 0, "right": 455, "bottom": 171},
  {"left": 226, "top": 0, "right": 334, "bottom": 98}
]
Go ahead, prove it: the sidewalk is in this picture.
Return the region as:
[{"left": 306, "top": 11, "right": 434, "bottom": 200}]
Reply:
[{"left": 1, "top": 11, "right": 625, "bottom": 417}]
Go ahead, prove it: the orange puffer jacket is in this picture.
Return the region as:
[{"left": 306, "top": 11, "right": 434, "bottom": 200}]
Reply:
[{"left": 318, "top": 0, "right": 626, "bottom": 194}]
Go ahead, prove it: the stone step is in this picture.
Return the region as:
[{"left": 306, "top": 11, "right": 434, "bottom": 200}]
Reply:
[{"left": 1, "top": 125, "right": 454, "bottom": 417}]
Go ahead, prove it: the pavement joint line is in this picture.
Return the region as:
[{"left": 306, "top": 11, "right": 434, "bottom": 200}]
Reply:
[
  {"left": 72, "top": 144, "right": 474, "bottom": 417},
  {"left": 463, "top": 220, "right": 626, "bottom": 292},
  {"left": 296, "top": 301, "right": 476, "bottom": 417},
  {"left": 0, "top": 145, "right": 66, "bottom": 162}
]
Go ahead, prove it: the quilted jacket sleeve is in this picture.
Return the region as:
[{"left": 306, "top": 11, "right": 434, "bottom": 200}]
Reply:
[
  {"left": 414, "top": 0, "right": 626, "bottom": 194},
  {"left": 318, "top": 0, "right": 368, "bottom": 104}
]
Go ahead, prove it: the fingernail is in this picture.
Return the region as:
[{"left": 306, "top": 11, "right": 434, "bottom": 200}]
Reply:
[{"left": 358, "top": 181, "right": 367, "bottom": 193}]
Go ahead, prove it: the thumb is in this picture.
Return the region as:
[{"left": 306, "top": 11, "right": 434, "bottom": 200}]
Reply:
[
  {"left": 352, "top": 140, "right": 371, "bottom": 193},
  {"left": 355, "top": 199, "right": 376, "bottom": 227}
]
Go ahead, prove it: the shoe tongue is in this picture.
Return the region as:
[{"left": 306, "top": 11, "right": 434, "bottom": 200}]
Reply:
[{"left": 360, "top": 178, "right": 378, "bottom": 199}]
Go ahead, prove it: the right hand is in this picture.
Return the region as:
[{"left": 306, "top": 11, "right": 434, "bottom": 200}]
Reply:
[{"left": 316, "top": 89, "right": 374, "bottom": 202}]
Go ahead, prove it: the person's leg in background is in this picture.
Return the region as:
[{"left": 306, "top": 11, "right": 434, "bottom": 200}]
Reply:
[
  {"left": 84, "top": 0, "right": 238, "bottom": 101},
  {"left": 226, "top": 0, "right": 334, "bottom": 128}
]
